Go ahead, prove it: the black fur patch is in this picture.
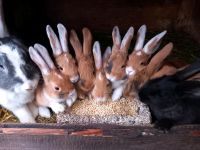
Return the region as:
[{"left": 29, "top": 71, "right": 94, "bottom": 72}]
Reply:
[{"left": 0, "top": 37, "right": 40, "bottom": 90}]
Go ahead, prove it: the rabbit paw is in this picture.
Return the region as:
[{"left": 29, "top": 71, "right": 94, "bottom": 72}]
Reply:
[
  {"left": 66, "top": 99, "right": 74, "bottom": 107},
  {"left": 27, "top": 102, "right": 39, "bottom": 118},
  {"left": 50, "top": 103, "right": 66, "bottom": 114},
  {"left": 39, "top": 107, "right": 51, "bottom": 118},
  {"left": 112, "top": 86, "right": 124, "bottom": 101},
  {"left": 12, "top": 106, "right": 36, "bottom": 123},
  {"left": 66, "top": 90, "right": 77, "bottom": 107}
]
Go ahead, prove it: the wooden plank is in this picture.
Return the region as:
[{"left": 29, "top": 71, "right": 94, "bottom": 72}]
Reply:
[{"left": 0, "top": 124, "right": 200, "bottom": 150}]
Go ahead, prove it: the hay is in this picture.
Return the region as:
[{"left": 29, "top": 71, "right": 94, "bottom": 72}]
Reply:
[
  {"left": 0, "top": 107, "right": 18, "bottom": 123},
  {"left": 0, "top": 107, "right": 56, "bottom": 123}
]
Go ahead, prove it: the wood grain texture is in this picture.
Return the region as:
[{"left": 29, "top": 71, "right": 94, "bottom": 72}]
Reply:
[{"left": 0, "top": 124, "right": 200, "bottom": 150}]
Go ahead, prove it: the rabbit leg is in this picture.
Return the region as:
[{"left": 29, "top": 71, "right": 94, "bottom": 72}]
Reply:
[
  {"left": 27, "top": 102, "right": 39, "bottom": 118},
  {"left": 49, "top": 102, "right": 66, "bottom": 114},
  {"left": 12, "top": 105, "right": 36, "bottom": 123},
  {"left": 38, "top": 106, "right": 51, "bottom": 118},
  {"left": 112, "top": 86, "right": 124, "bottom": 101},
  {"left": 66, "top": 89, "right": 77, "bottom": 107}
]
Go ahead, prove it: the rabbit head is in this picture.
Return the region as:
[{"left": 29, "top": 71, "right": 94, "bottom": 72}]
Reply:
[
  {"left": 29, "top": 44, "right": 77, "bottom": 107},
  {"left": 91, "top": 41, "right": 112, "bottom": 102},
  {"left": 69, "top": 28, "right": 95, "bottom": 93},
  {"left": 133, "top": 42, "right": 174, "bottom": 89},
  {"left": 0, "top": 38, "right": 40, "bottom": 94},
  {"left": 46, "top": 24, "right": 79, "bottom": 83},
  {"left": 126, "top": 25, "right": 167, "bottom": 78},
  {"left": 104, "top": 26, "right": 134, "bottom": 83}
]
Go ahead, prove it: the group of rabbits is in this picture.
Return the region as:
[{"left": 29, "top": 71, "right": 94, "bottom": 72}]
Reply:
[{"left": 0, "top": 0, "right": 200, "bottom": 131}]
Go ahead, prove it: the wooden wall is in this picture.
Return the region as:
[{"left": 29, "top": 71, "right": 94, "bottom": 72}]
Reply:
[{"left": 3, "top": 0, "right": 200, "bottom": 45}]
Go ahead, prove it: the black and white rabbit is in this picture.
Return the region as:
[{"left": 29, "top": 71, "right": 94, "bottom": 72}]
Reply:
[
  {"left": 139, "top": 59, "right": 200, "bottom": 131},
  {"left": 0, "top": 0, "right": 40, "bottom": 123}
]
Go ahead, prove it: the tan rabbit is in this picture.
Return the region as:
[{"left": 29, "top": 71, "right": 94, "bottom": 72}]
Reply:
[
  {"left": 91, "top": 41, "right": 112, "bottom": 102},
  {"left": 29, "top": 44, "right": 77, "bottom": 118},
  {"left": 46, "top": 23, "right": 79, "bottom": 83},
  {"left": 127, "top": 43, "right": 174, "bottom": 95},
  {"left": 126, "top": 25, "right": 167, "bottom": 77},
  {"left": 104, "top": 26, "right": 134, "bottom": 101},
  {"left": 69, "top": 28, "right": 95, "bottom": 98}
]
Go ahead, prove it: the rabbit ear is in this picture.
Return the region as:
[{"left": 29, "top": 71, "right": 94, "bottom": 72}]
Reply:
[
  {"left": 69, "top": 29, "right": 83, "bottom": 59},
  {"left": 93, "top": 41, "right": 102, "bottom": 70},
  {"left": 83, "top": 27, "right": 92, "bottom": 56},
  {"left": 143, "top": 30, "right": 167, "bottom": 55},
  {"left": 0, "top": 0, "right": 9, "bottom": 37},
  {"left": 29, "top": 46, "right": 50, "bottom": 75},
  {"left": 103, "top": 46, "right": 111, "bottom": 63},
  {"left": 120, "top": 27, "right": 134, "bottom": 52},
  {"left": 34, "top": 44, "right": 55, "bottom": 70},
  {"left": 57, "top": 23, "right": 69, "bottom": 52},
  {"left": 112, "top": 26, "right": 121, "bottom": 51},
  {"left": 46, "top": 25, "right": 62, "bottom": 56},
  {"left": 134, "top": 25, "right": 147, "bottom": 52},
  {"left": 146, "top": 43, "right": 173, "bottom": 76}
]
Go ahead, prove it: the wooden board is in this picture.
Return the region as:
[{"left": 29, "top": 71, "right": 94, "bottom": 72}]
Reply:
[{"left": 0, "top": 124, "right": 200, "bottom": 150}]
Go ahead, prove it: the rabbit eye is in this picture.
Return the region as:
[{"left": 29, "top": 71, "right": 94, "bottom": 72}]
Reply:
[
  {"left": 140, "top": 62, "right": 145, "bottom": 66},
  {"left": 0, "top": 64, "right": 5, "bottom": 71},
  {"left": 54, "top": 86, "right": 60, "bottom": 91},
  {"left": 121, "top": 65, "right": 126, "bottom": 68},
  {"left": 0, "top": 65, "right": 4, "bottom": 69}
]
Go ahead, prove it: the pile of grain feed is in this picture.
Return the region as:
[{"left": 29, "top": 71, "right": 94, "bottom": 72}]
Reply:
[{"left": 57, "top": 97, "right": 151, "bottom": 126}]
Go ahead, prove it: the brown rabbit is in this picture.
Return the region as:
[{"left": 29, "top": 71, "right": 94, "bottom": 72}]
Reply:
[
  {"left": 29, "top": 44, "right": 77, "bottom": 118},
  {"left": 128, "top": 43, "right": 174, "bottom": 94},
  {"left": 46, "top": 24, "right": 79, "bottom": 83},
  {"left": 91, "top": 41, "right": 112, "bottom": 102},
  {"left": 69, "top": 28, "right": 95, "bottom": 97},
  {"left": 126, "top": 25, "right": 167, "bottom": 78},
  {"left": 104, "top": 26, "right": 134, "bottom": 101}
]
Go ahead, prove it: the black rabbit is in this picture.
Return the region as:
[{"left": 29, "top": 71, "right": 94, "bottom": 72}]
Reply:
[{"left": 139, "top": 59, "right": 200, "bottom": 131}]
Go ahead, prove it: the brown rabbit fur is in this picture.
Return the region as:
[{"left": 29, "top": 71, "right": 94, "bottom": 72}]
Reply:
[
  {"left": 29, "top": 44, "right": 77, "bottom": 118},
  {"left": 124, "top": 43, "right": 174, "bottom": 97},
  {"left": 126, "top": 25, "right": 167, "bottom": 79},
  {"left": 104, "top": 26, "right": 134, "bottom": 101},
  {"left": 69, "top": 28, "right": 95, "bottom": 98},
  {"left": 105, "top": 26, "right": 134, "bottom": 81},
  {"left": 46, "top": 24, "right": 79, "bottom": 83},
  {"left": 91, "top": 42, "right": 112, "bottom": 102}
]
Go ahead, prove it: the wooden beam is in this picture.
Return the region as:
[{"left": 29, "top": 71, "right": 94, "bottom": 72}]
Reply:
[{"left": 0, "top": 124, "right": 200, "bottom": 150}]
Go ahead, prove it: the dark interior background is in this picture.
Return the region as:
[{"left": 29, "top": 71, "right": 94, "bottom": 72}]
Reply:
[{"left": 3, "top": 0, "right": 200, "bottom": 49}]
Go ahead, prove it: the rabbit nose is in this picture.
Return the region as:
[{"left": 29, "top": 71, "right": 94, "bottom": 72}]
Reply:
[
  {"left": 59, "top": 92, "right": 65, "bottom": 98},
  {"left": 125, "top": 67, "right": 136, "bottom": 76},
  {"left": 25, "top": 87, "right": 33, "bottom": 91},
  {"left": 24, "top": 83, "right": 35, "bottom": 91},
  {"left": 70, "top": 75, "right": 79, "bottom": 83}
]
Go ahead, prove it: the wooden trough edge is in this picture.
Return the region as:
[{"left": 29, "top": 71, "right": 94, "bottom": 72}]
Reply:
[
  {"left": 0, "top": 124, "right": 200, "bottom": 150},
  {"left": 0, "top": 123, "right": 200, "bottom": 137}
]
